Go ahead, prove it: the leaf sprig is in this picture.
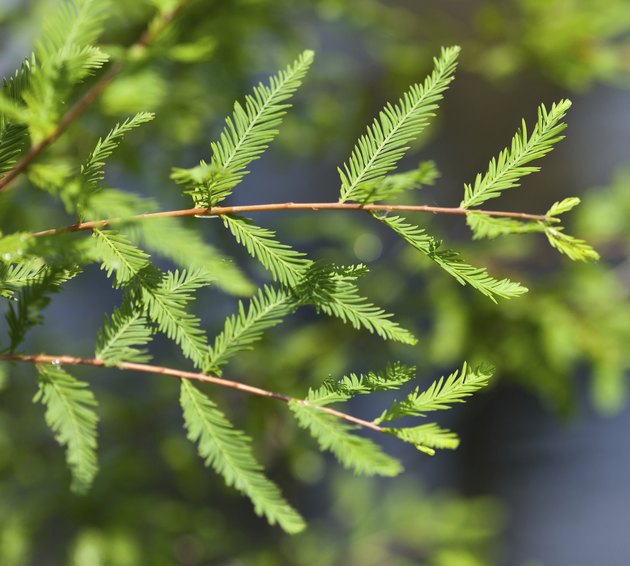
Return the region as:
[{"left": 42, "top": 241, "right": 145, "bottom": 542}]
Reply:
[
  {"left": 34, "top": 363, "right": 99, "bottom": 494},
  {"left": 339, "top": 46, "right": 459, "bottom": 204},
  {"left": 181, "top": 380, "right": 306, "bottom": 533},
  {"left": 461, "top": 100, "right": 572, "bottom": 208},
  {"left": 173, "top": 50, "right": 314, "bottom": 207}
]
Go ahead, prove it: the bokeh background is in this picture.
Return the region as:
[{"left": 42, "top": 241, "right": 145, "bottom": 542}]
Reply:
[{"left": 1, "top": 0, "right": 630, "bottom": 564}]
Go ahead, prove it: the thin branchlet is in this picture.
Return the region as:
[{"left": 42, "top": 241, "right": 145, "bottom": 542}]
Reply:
[
  {"left": 30, "top": 201, "right": 554, "bottom": 237},
  {"left": 0, "top": 353, "right": 386, "bottom": 433}
]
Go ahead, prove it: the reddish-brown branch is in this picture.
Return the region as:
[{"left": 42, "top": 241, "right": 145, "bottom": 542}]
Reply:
[
  {"left": 31, "top": 201, "right": 553, "bottom": 237},
  {"left": 0, "top": 0, "right": 190, "bottom": 193},
  {"left": 0, "top": 353, "right": 385, "bottom": 433}
]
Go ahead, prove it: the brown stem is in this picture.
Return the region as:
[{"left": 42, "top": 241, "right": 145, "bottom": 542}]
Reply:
[
  {"left": 0, "top": 353, "right": 385, "bottom": 433},
  {"left": 0, "top": 0, "right": 190, "bottom": 193},
  {"left": 31, "top": 201, "right": 553, "bottom": 237}
]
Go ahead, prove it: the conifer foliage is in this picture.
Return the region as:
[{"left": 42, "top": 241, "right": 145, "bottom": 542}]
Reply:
[{"left": 0, "top": 0, "right": 598, "bottom": 533}]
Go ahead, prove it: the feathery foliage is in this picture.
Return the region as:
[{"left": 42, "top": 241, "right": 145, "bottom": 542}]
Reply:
[
  {"left": 24, "top": 0, "right": 111, "bottom": 141},
  {"left": 180, "top": 380, "right": 305, "bottom": 533},
  {"left": 0, "top": 91, "right": 26, "bottom": 125},
  {"left": 1, "top": 56, "right": 34, "bottom": 110},
  {"left": 378, "top": 214, "right": 527, "bottom": 302},
  {"left": 542, "top": 198, "right": 600, "bottom": 261},
  {"left": 92, "top": 227, "right": 210, "bottom": 367},
  {"left": 386, "top": 423, "right": 460, "bottom": 456},
  {"left": 206, "top": 285, "right": 296, "bottom": 375},
  {"left": 92, "top": 229, "right": 152, "bottom": 287},
  {"left": 320, "top": 363, "right": 417, "bottom": 403},
  {"left": 289, "top": 361, "right": 489, "bottom": 462},
  {"left": 34, "top": 364, "right": 99, "bottom": 494},
  {"left": 338, "top": 47, "right": 459, "bottom": 203},
  {"left": 377, "top": 363, "right": 494, "bottom": 423},
  {"left": 37, "top": 0, "right": 109, "bottom": 60},
  {"left": 545, "top": 227, "right": 600, "bottom": 262},
  {"left": 95, "top": 299, "right": 153, "bottom": 365},
  {"left": 461, "top": 100, "right": 572, "bottom": 208},
  {"left": 0, "top": 58, "right": 33, "bottom": 176},
  {"left": 547, "top": 197, "right": 582, "bottom": 217},
  {"left": 222, "top": 215, "right": 311, "bottom": 287},
  {"left": 466, "top": 212, "right": 547, "bottom": 240},
  {"left": 305, "top": 363, "right": 417, "bottom": 406},
  {"left": 289, "top": 402, "right": 403, "bottom": 477},
  {"left": 141, "top": 270, "right": 210, "bottom": 368},
  {"left": 0, "top": 261, "right": 46, "bottom": 299},
  {"left": 466, "top": 196, "right": 599, "bottom": 261},
  {"left": 173, "top": 50, "right": 314, "bottom": 207},
  {"left": 0, "top": 123, "right": 28, "bottom": 177},
  {"left": 221, "top": 217, "right": 414, "bottom": 343},
  {"left": 79, "top": 112, "right": 155, "bottom": 207},
  {"left": 84, "top": 190, "right": 253, "bottom": 296},
  {"left": 298, "top": 263, "right": 418, "bottom": 344}
]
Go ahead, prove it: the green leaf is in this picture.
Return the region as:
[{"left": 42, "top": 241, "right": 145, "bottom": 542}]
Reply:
[
  {"left": 84, "top": 189, "right": 253, "bottom": 295},
  {"left": 466, "top": 212, "right": 547, "bottom": 240},
  {"left": 462, "top": 100, "right": 572, "bottom": 208},
  {"left": 545, "top": 227, "right": 600, "bottom": 262},
  {"left": 174, "top": 50, "right": 314, "bottom": 206},
  {"left": 307, "top": 362, "right": 417, "bottom": 406},
  {"left": 300, "top": 264, "right": 417, "bottom": 344},
  {"left": 0, "top": 93, "right": 27, "bottom": 125},
  {"left": 28, "top": 232, "right": 94, "bottom": 265},
  {"left": 206, "top": 285, "right": 297, "bottom": 375},
  {"left": 222, "top": 215, "right": 311, "bottom": 287},
  {"left": 92, "top": 227, "right": 211, "bottom": 367},
  {"left": 0, "top": 261, "right": 46, "bottom": 299},
  {"left": 1, "top": 56, "right": 35, "bottom": 110},
  {"left": 141, "top": 270, "right": 210, "bottom": 368},
  {"left": 1, "top": 58, "right": 35, "bottom": 167},
  {"left": 37, "top": 0, "right": 110, "bottom": 60},
  {"left": 386, "top": 423, "right": 460, "bottom": 455},
  {"left": 95, "top": 299, "right": 153, "bottom": 365},
  {"left": 34, "top": 364, "right": 99, "bottom": 494},
  {"left": 24, "top": 0, "right": 111, "bottom": 140},
  {"left": 157, "top": 268, "right": 214, "bottom": 295},
  {"left": 0, "top": 123, "right": 28, "bottom": 176},
  {"left": 53, "top": 44, "right": 109, "bottom": 84},
  {"left": 377, "top": 362, "right": 493, "bottom": 423},
  {"left": 339, "top": 47, "right": 459, "bottom": 203},
  {"left": 546, "top": 197, "right": 581, "bottom": 217},
  {"left": 92, "top": 229, "right": 152, "bottom": 287},
  {"left": 180, "top": 381, "right": 305, "bottom": 533},
  {"left": 80, "top": 112, "right": 155, "bottom": 191},
  {"left": 378, "top": 214, "right": 527, "bottom": 302},
  {"left": 289, "top": 401, "right": 403, "bottom": 477}
]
